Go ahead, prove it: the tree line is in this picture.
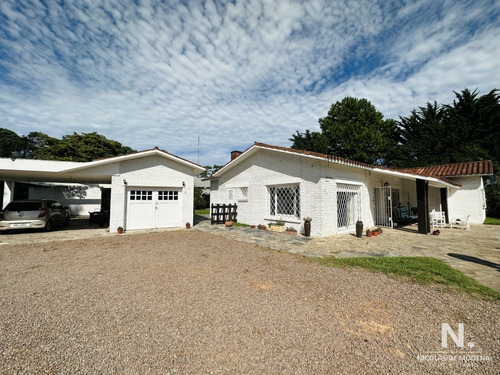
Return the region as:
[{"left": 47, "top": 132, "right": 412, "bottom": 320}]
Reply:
[
  {"left": 0, "top": 130, "right": 135, "bottom": 162},
  {"left": 290, "top": 88, "right": 500, "bottom": 217}
]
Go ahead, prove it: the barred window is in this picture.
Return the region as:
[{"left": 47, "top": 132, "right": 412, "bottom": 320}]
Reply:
[
  {"left": 268, "top": 184, "right": 300, "bottom": 218},
  {"left": 130, "top": 190, "right": 152, "bottom": 200}
]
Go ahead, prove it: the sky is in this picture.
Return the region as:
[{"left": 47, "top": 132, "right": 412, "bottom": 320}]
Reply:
[{"left": 0, "top": 0, "right": 499, "bottom": 166}]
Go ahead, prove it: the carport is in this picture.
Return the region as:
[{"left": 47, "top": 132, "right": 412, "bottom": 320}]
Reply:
[{"left": 0, "top": 149, "right": 205, "bottom": 232}]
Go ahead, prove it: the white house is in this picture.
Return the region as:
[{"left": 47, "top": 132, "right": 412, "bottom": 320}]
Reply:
[
  {"left": 0, "top": 148, "right": 205, "bottom": 232},
  {"left": 209, "top": 142, "right": 492, "bottom": 237}
]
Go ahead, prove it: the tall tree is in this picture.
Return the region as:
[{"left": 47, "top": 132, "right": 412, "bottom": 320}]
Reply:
[
  {"left": 291, "top": 97, "right": 397, "bottom": 165},
  {"left": 0, "top": 128, "right": 24, "bottom": 157}
]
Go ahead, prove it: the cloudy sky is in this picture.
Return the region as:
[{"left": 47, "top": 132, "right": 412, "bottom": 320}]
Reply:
[{"left": 0, "top": 0, "right": 499, "bottom": 166}]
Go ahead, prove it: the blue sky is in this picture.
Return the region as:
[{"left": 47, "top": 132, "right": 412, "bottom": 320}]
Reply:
[{"left": 0, "top": 0, "right": 499, "bottom": 166}]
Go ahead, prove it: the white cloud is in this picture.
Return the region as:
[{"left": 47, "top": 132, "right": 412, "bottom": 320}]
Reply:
[{"left": 0, "top": 0, "right": 498, "bottom": 165}]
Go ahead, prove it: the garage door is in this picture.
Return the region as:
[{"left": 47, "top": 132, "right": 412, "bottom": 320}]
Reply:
[{"left": 126, "top": 189, "right": 182, "bottom": 230}]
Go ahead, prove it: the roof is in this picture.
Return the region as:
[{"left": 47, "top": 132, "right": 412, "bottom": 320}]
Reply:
[
  {"left": 397, "top": 160, "right": 493, "bottom": 177},
  {"left": 211, "top": 142, "right": 480, "bottom": 188},
  {"left": 65, "top": 147, "right": 205, "bottom": 173}
]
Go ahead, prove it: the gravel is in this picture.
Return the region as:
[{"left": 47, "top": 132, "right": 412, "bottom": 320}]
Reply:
[{"left": 1, "top": 230, "right": 498, "bottom": 374}]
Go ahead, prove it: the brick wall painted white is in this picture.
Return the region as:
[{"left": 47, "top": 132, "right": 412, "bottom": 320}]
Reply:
[
  {"left": 109, "top": 155, "right": 196, "bottom": 232},
  {"left": 447, "top": 176, "right": 486, "bottom": 224},
  {"left": 213, "top": 150, "right": 373, "bottom": 237}
]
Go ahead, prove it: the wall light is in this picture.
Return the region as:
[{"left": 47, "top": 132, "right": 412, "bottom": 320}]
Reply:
[
  {"left": 123, "top": 179, "right": 128, "bottom": 185},
  {"left": 383, "top": 181, "right": 389, "bottom": 187}
]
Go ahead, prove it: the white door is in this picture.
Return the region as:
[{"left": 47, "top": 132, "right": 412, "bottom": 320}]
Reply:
[{"left": 127, "top": 189, "right": 181, "bottom": 230}]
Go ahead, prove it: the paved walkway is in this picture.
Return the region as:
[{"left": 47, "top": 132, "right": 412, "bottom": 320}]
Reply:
[{"left": 193, "top": 218, "right": 500, "bottom": 292}]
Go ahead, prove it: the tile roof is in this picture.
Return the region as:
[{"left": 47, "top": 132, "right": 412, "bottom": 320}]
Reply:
[
  {"left": 253, "top": 142, "right": 375, "bottom": 169},
  {"left": 397, "top": 160, "right": 493, "bottom": 177}
]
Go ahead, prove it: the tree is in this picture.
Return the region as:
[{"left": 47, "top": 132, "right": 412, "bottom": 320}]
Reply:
[
  {"left": 289, "top": 130, "right": 328, "bottom": 154},
  {"left": 291, "top": 97, "right": 397, "bottom": 165},
  {"left": 40, "top": 132, "right": 135, "bottom": 162},
  {"left": 393, "top": 89, "right": 499, "bottom": 168},
  {"left": 198, "top": 165, "right": 224, "bottom": 178},
  {"left": 0, "top": 128, "right": 24, "bottom": 157}
]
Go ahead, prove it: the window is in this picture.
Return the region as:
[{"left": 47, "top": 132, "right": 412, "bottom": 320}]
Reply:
[
  {"left": 239, "top": 187, "right": 248, "bottom": 201},
  {"left": 130, "top": 190, "right": 152, "bottom": 200},
  {"left": 158, "top": 190, "right": 178, "bottom": 201},
  {"left": 268, "top": 184, "right": 300, "bottom": 219}
]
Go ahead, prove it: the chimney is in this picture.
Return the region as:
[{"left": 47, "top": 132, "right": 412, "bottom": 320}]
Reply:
[{"left": 231, "top": 150, "right": 243, "bottom": 161}]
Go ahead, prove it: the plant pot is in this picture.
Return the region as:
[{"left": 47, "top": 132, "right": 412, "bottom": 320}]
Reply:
[
  {"left": 356, "top": 221, "right": 363, "bottom": 238},
  {"left": 366, "top": 230, "right": 373, "bottom": 237},
  {"left": 258, "top": 225, "right": 267, "bottom": 230},
  {"left": 373, "top": 231, "right": 379, "bottom": 236},
  {"left": 225, "top": 220, "right": 233, "bottom": 227},
  {"left": 117, "top": 228, "right": 124, "bottom": 234},
  {"left": 285, "top": 230, "right": 297, "bottom": 235},
  {"left": 185, "top": 223, "right": 191, "bottom": 229},
  {"left": 304, "top": 221, "right": 311, "bottom": 237},
  {"left": 250, "top": 225, "right": 256, "bottom": 229}
]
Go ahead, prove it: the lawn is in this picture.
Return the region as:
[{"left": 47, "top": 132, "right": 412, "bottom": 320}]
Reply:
[
  {"left": 484, "top": 217, "right": 500, "bottom": 225},
  {"left": 195, "top": 208, "right": 210, "bottom": 215},
  {"left": 314, "top": 256, "right": 500, "bottom": 300}
]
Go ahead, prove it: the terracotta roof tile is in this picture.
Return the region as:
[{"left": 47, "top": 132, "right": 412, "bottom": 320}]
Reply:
[{"left": 397, "top": 160, "right": 493, "bottom": 177}]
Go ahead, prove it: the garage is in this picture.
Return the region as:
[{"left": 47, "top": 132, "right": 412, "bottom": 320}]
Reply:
[
  {"left": 126, "top": 188, "right": 182, "bottom": 230},
  {"left": 1, "top": 148, "right": 205, "bottom": 233}
]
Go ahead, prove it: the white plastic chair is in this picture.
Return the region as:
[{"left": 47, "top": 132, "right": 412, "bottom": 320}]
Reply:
[
  {"left": 429, "top": 210, "right": 438, "bottom": 228},
  {"left": 450, "top": 215, "right": 470, "bottom": 230}
]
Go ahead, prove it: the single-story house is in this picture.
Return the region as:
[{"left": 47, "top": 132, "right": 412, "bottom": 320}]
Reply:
[
  {"left": 0, "top": 148, "right": 205, "bottom": 232},
  {"left": 209, "top": 142, "right": 493, "bottom": 237}
]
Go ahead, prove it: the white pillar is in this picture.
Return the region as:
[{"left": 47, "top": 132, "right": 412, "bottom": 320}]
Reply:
[{"left": 2, "top": 181, "right": 15, "bottom": 209}]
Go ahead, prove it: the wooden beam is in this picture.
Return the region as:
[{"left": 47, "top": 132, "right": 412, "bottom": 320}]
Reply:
[{"left": 416, "top": 179, "right": 430, "bottom": 234}]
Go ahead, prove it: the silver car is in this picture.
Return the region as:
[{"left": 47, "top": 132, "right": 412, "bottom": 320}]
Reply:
[{"left": 0, "top": 199, "right": 70, "bottom": 233}]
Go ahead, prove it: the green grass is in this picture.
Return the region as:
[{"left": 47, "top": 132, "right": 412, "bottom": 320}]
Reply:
[
  {"left": 195, "top": 209, "right": 210, "bottom": 215},
  {"left": 484, "top": 217, "right": 500, "bottom": 225},
  {"left": 314, "top": 256, "right": 500, "bottom": 300}
]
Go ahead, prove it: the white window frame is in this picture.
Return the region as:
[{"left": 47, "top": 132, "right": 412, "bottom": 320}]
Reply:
[{"left": 267, "top": 183, "right": 301, "bottom": 221}]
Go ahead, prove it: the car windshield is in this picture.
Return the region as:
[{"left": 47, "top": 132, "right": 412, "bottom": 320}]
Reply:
[{"left": 5, "top": 202, "right": 43, "bottom": 211}]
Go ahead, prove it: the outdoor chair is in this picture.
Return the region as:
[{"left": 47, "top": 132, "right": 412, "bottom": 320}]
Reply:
[
  {"left": 430, "top": 209, "right": 446, "bottom": 228},
  {"left": 450, "top": 215, "right": 470, "bottom": 230}
]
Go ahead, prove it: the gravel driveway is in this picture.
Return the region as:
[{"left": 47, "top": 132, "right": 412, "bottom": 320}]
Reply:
[{"left": 1, "top": 230, "right": 498, "bottom": 374}]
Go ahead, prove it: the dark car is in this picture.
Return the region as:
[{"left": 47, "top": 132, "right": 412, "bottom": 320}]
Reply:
[{"left": 0, "top": 199, "right": 70, "bottom": 233}]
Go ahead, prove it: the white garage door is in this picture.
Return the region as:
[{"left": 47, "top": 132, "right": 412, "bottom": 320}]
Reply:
[{"left": 126, "top": 189, "right": 182, "bottom": 230}]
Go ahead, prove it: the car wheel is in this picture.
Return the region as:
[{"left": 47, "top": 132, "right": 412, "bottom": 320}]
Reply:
[
  {"left": 45, "top": 220, "right": 52, "bottom": 232},
  {"left": 1, "top": 230, "right": 10, "bottom": 235},
  {"left": 63, "top": 216, "right": 70, "bottom": 227}
]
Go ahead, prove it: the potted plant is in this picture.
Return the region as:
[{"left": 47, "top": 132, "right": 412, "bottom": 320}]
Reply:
[
  {"left": 257, "top": 224, "right": 267, "bottom": 230},
  {"left": 375, "top": 227, "right": 382, "bottom": 234},
  {"left": 250, "top": 225, "right": 256, "bottom": 229},
  {"left": 185, "top": 222, "right": 191, "bottom": 229},
  {"left": 117, "top": 226, "right": 124, "bottom": 234},
  {"left": 373, "top": 229, "right": 379, "bottom": 236},
  {"left": 366, "top": 229, "right": 373, "bottom": 237},
  {"left": 284, "top": 227, "right": 297, "bottom": 235},
  {"left": 225, "top": 213, "right": 233, "bottom": 227},
  {"left": 303, "top": 217, "right": 312, "bottom": 237}
]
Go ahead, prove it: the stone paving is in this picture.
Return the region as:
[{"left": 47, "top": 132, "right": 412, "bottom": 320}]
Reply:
[{"left": 193, "top": 218, "right": 500, "bottom": 292}]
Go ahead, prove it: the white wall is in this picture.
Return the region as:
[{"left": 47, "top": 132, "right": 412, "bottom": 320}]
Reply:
[
  {"left": 447, "top": 176, "right": 486, "bottom": 224},
  {"left": 28, "top": 184, "right": 102, "bottom": 216},
  {"left": 213, "top": 150, "right": 370, "bottom": 237},
  {"left": 109, "top": 155, "right": 196, "bottom": 232}
]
